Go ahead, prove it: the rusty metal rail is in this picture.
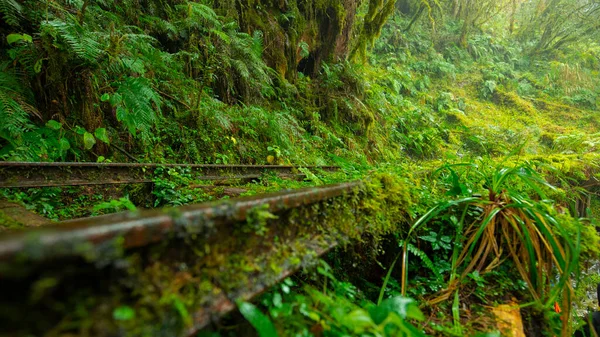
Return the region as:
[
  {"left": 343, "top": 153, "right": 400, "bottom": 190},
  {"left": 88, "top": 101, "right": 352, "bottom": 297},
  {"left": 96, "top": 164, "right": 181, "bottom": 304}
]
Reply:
[
  {"left": 0, "top": 161, "right": 338, "bottom": 188},
  {"left": 0, "top": 181, "right": 358, "bottom": 262},
  {"left": 0, "top": 181, "right": 362, "bottom": 336}
]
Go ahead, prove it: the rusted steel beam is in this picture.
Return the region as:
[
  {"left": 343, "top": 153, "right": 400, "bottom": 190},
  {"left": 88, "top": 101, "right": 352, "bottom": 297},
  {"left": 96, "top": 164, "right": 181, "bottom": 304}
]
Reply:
[
  {"left": 185, "top": 241, "right": 337, "bottom": 336},
  {"left": 0, "top": 161, "right": 339, "bottom": 169},
  {"left": 196, "top": 174, "right": 261, "bottom": 181},
  {"left": 0, "top": 181, "right": 363, "bottom": 337},
  {"left": 0, "top": 162, "right": 337, "bottom": 188},
  {"left": 1, "top": 179, "right": 153, "bottom": 188},
  {"left": 0, "top": 182, "right": 361, "bottom": 263}
]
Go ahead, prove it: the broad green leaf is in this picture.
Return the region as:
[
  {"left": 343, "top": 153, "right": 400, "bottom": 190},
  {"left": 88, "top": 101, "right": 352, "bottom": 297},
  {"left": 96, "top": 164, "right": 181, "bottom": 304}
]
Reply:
[
  {"left": 59, "top": 138, "right": 70, "bottom": 152},
  {"left": 7, "top": 33, "right": 32, "bottom": 45},
  {"left": 113, "top": 306, "right": 135, "bottom": 321},
  {"left": 100, "top": 93, "right": 110, "bottom": 102},
  {"left": 238, "top": 301, "right": 279, "bottom": 337},
  {"left": 385, "top": 313, "right": 428, "bottom": 337},
  {"left": 94, "top": 128, "right": 110, "bottom": 144},
  {"left": 45, "top": 120, "right": 62, "bottom": 130},
  {"left": 83, "top": 132, "right": 96, "bottom": 150},
  {"left": 369, "top": 296, "right": 424, "bottom": 325},
  {"left": 74, "top": 126, "right": 87, "bottom": 135},
  {"left": 342, "top": 309, "right": 375, "bottom": 332}
]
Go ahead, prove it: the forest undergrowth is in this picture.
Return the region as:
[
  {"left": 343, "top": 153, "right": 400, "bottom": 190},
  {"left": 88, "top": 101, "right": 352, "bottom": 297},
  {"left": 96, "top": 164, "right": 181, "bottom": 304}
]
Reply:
[{"left": 1, "top": 0, "right": 600, "bottom": 336}]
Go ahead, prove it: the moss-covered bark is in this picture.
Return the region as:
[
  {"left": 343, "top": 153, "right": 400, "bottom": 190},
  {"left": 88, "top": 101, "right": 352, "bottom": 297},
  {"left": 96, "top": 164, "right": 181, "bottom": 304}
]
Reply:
[{"left": 222, "top": 0, "right": 360, "bottom": 79}]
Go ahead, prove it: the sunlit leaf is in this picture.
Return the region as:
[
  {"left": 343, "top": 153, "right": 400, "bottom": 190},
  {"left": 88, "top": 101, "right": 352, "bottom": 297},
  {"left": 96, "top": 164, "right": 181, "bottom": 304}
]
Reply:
[
  {"left": 113, "top": 306, "right": 135, "bottom": 321},
  {"left": 369, "top": 296, "right": 424, "bottom": 325},
  {"left": 238, "top": 301, "right": 279, "bottom": 337},
  {"left": 45, "top": 120, "right": 62, "bottom": 130},
  {"left": 83, "top": 132, "right": 96, "bottom": 150},
  {"left": 7, "top": 33, "right": 32, "bottom": 45},
  {"left": 94, "top": 127, "right": 110, "bottom": 144}
]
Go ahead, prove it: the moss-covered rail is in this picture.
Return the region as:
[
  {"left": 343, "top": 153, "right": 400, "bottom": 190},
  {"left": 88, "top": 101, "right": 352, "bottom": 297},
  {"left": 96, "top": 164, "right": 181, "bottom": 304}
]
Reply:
[
  {"left": 0, "top": 182, "right": 359, "bottom": 262},
  {"left": 0, "top": 161, "right": 338, "bottom": 188},
  {"left": 0, "top": 178, "right": 412, "bottom": 337}
]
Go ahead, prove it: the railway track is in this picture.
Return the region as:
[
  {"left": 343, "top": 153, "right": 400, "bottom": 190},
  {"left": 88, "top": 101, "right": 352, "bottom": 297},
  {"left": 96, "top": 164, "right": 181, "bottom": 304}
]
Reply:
[
  {"left": 0, "top": 161, "right": 339, "bottom": 188},
  {"left": 0, "top": 181, "right": 367, "bottom": 336}
]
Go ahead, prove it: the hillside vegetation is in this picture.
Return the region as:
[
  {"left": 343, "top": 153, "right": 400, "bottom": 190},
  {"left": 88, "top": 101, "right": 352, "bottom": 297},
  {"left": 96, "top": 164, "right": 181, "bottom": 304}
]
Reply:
[
  {"left": 1, "top": 0, "right": 599, "bottom": 165},
  {"left": 1, "top": 0, "right": 600, "bottom": 336}
]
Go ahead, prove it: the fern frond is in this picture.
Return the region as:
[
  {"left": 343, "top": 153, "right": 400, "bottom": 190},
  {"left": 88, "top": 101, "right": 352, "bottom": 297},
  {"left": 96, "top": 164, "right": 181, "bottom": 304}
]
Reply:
[
  {"left": 251, "top": 31, "right": 264, "bottom": 58},
  {"left": 114, "top": 77, "right": 161, "bottom": 138},
  {"left": 400, "top": 242, "right": 439, "bottom": 276},
  {"left": 232, "top": 59, "right": 250, "bottom": 80},
  {"left": 140, "top": 15, "right": 178, "bottom": 38},
  {"left": 0, "top": 71, "right": 36, "bottom": 144},
  {"left": 106, "top": 57, "right": 145, "bottom": 76},
  {"left": 210, "top": 28, "right": 230, "bottom": 44},
  {"left": 0, "top": 0, "right": 22, "bottom": 26},
  {"left": 228, "top": 31, "right": 272, "bottom": 87},
  {"left": 41, "top": 19, "right": 105, "bottom": 64},
  {"left": 185, "top": 2, "right": 219, "bottom": 25},
  {"left": 176, "top": 2, "right": 220, "bottom": 30}
]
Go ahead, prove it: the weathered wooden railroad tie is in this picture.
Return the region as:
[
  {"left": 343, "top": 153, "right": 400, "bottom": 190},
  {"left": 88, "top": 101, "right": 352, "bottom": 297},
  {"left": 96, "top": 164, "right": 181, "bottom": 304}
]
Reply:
[
  {"left": 0, "top": 181, "right": 364, "bottom": 336},
  {"left": 0, "top": 161, "right": 339, "bottom": 188}
]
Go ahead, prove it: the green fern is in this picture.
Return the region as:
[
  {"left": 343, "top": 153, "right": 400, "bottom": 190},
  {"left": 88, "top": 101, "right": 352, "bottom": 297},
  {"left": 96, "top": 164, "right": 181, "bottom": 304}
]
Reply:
[
  {"left": 106, "top": 56, "right": 146, "bottom": 75},
  {"left": 110, "top": 77, "right": 161, "bottom": 139},
  {"left": 172, "top": 2, "right": 272, "bottom": 101},
  {"left": 140, "top": 15, "right": 178, "bottom": 40},
  {"left": 41, "top": 19, "right": 104, "bottom": 64},
  {"left": 400, "top": 242, "right": 439, "bottom": 276},
  {"left": 0, "top": 0, "right": 22, "bottom": 26},
  {"left": 227, "top": 29, "right": 272, "bottom": 96},
  {"left": 175, "top": 2, "right": 221, "bottom": 33},
  {"left": 181, "top": 2, "right": 220, "bottom": 27},
  {"left": 0, "top": 67, "right": 37, "bottom": 145}
]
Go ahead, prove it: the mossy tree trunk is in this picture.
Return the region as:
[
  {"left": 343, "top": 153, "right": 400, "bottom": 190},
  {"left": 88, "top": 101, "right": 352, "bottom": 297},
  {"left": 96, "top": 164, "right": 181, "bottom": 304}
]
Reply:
[
  {"left": 229, "top": 0, "right": 360, "bottom": 78},
  {"left": 351, "top": 0, "right": 398, "bottom": 61}
]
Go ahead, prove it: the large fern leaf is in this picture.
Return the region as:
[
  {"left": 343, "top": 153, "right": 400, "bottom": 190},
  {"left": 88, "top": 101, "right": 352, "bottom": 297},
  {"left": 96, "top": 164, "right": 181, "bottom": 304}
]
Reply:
[
  {"left": 0, "top": 0, "right": 22, "bottom": 26},
  {"left": 112, "top": 77, "right": 161, "bottom": 139},
  {"left": 184, "top": 2, "right": 219, "bottom": 26},
  {"left": 400, "top": 242, "right": 440, "bottom": 276},
  {"left": 41, "top": 19, "right": 104, "bottom": 64},
  {"left": 0, "top": 69, "right": 36, "bottom": 144},
  {"left": 228, "top": 30, "right": 272, "bottom": 90}
]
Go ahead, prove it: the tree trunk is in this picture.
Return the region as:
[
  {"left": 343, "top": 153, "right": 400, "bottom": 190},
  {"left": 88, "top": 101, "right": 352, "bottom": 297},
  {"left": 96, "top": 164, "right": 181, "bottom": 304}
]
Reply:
[
  {"left": 509, "top": 0, "right": 516, "bottom": 33},
  {"left": 452, "top": 0, "right": 461, "bottom": 18},
  {"left": 404, "top": 5, "right": 425, "bottom": 32},
  {"left": 458, "top": 9, "right": 471, "bottom": 48}
]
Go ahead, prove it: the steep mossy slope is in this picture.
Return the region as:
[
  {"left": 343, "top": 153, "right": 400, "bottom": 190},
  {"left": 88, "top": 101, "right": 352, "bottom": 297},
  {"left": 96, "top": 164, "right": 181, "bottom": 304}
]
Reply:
[
  {"left": 1, "top": 0, "right": 598, "bottom": 166},
  {"left": 0, "top": 0, "right": 374, "bottom": 164}
]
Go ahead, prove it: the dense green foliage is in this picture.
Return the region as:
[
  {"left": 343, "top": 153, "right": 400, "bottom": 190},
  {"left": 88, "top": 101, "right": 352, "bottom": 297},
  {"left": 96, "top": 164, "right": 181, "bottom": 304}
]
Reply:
[
  {"left": 2, "top": 0, "right": 600, "bottom": 336},
  {"left": 1, "top": 0, "right": 599, "bottom": 164}
]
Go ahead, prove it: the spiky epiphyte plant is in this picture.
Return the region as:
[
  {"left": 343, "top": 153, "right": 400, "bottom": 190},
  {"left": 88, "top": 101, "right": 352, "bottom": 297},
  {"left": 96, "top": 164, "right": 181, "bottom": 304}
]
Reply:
[{"left": 393, "top": 160, "right": 582, "bottom": 336}]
